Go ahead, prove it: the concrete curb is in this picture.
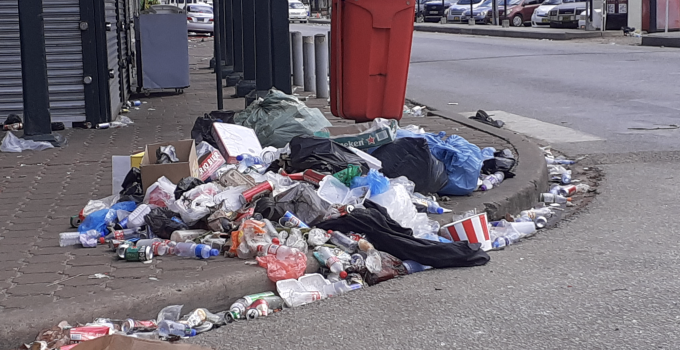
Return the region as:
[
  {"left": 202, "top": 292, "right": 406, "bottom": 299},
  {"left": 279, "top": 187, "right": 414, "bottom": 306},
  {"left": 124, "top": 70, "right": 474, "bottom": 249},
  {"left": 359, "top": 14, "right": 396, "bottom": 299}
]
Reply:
[
  {"left": 641, "top": 35, "right": 680, "bottom": 48},
  {"left": 426, "top": 110, "right": 549, "bottom": 221},
  {"left": 1, "top": 257, "right": 320, "bottom": 349},
  {"left": 308, "top": 18, "right": 616, "bottom": 41}
]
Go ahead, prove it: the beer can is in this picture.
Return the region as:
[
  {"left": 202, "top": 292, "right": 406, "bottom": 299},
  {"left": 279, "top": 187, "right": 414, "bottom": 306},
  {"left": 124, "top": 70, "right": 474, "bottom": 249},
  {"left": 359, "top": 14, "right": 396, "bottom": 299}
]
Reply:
[
  {"left": 279, "top": 211, "right": 310, "bottom": 229},
  {"left": 241, "top": 180, "right": 274, "bottom": 203},
  {"left": 302, "top": 169, "right": 326, "bottom": 185},
  {"left": 69, "top": 215, "right": 82, "bottom": 228},
  {"left": 288, "top": 172, "right": 304, "bottom": 181},
  {"left": 560, "top": 185, "right": 577, "bottom": 196},
  {"left": 535, "top": 216, "right": 548, "bottom": 229},
  {"left": 97, "top": 123, "right": 110, "bottom": 129},
  {"left": 121, "top": 319, "right": 157, "bottom": 334},
  {"left": 108, "top": 239, "right": 123, "bottom": 251},
  {"left": 116, "top": 242, "right": 133, "bottom": 259},
  {"left": 124, "top": 245, "right": 153, "bottom": 262}
]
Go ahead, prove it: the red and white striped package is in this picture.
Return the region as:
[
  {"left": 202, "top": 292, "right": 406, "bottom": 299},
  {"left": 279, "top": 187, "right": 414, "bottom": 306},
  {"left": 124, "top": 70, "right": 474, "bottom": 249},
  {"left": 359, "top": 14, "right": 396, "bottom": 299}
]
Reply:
[
  {"left": 440, "top": 213, "right": 492, "bottom": 251},
  {"left": 69, "top": 325, "right": 110, "bottom": 343}
]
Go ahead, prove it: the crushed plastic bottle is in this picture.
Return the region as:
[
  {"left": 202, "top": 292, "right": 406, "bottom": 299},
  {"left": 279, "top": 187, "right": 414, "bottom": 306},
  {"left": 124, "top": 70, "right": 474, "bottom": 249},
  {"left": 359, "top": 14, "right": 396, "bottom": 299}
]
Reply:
[
  {"left": 80, "top": 230, "right": 101, "bottom": 248},
  {"left": 286, "top": 291, "right": 323, "bottom": 307},
  {"left": 410, "top": 192, "right": 446, "bottom": 214},
  {"left": 328, "top": 230, "right": 358, "bottom": 253},
  {"left": 174, "top": 242, "right": 220, "bottom": 259},
  {"left": 321, "top": 280, "right": 362, "bottom": 298},
  {"left": 285, "top": 228, "right": 308, "bottom": 253},
  {"left": 540, "top": 193, "right": 571, "bottom": 204},
  {"left": 402, "top": 260, "right": 433, "bottom": 274},
  {"left": 307, "top": 228, "right": 331, "bottom": 246},
  {"left": 256, "top": 244, "right": 299, "bottom": 260},
  {"left": 480, "top": 171, "right": 505, "bottom": 191},
  {"left": 313, "top": 246, "right": 345, "bottom": 274},
  {"left": 491, "top": 225, "right": 521, "bottom": 249},
  {"left": 357, "top": 239, "right": 382, "bottom": 274},
  {"left": 545, "top": 157, "right": 575, "bottom": 165},
  {"left": 157, "top": 320, "right": 196, "bottom": 337},
  {"left": 59, "top": 232, "right": 81, "bottom": 247}
]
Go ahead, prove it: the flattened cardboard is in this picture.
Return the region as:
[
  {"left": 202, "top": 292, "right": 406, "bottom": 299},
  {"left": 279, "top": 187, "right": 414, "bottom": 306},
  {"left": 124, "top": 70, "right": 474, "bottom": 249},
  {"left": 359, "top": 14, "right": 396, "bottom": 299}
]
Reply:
[
  {"left": 211, "top": 123, "right": 263, "bottom": 164},
  {"left": 71, "top": 334, "right": 210, "bottom": 350},
  {"left": 140, "top": 140, "right": 199, "bottom": 192},
  {"left": 314, "top": 118, "right": 398, "bottom": 150}
]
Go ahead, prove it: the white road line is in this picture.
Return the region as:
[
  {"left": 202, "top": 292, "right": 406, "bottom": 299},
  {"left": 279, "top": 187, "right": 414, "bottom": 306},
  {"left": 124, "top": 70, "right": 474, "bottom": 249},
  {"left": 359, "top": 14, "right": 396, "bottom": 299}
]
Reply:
[{"left": 464, "top": 110, "right": 605, "bottom": 144}]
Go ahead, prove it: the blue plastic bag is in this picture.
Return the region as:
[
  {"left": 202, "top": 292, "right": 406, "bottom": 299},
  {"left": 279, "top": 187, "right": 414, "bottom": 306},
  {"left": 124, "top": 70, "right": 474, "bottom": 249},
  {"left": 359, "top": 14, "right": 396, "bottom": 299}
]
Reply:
[
  {"left": 396, "top": 130, "right": 483, "bottom": 196},
  {"left": 111, "top": 201, "right": 137, "bottom": 212},
  {"left": 350, "top": 169, "right": 390, "bottom": 196},
  {"left": 78, "top": 209, "right": 117, "bottom": 237}
]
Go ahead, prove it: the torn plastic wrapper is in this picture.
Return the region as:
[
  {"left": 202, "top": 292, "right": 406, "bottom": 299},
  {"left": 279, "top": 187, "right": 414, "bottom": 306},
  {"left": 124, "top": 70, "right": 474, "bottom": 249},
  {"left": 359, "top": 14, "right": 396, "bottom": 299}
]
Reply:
[
  {"left": 256, "top": 250, "right": 307, "bottom": 282},
  {"left": 274, "top": 183, "right": 331, "bottom": 226},
  {"left": 156, "top": 145, "right": 179, "bottom": 164},
  {"left": 286, "top": 136, "right": 370, "bottom": 175},
  {"left": 0, "top": 131, "right": 55, "bottom": 153},
  {"left": 143, "top": 176, "right": 177, "bottom": 208}
]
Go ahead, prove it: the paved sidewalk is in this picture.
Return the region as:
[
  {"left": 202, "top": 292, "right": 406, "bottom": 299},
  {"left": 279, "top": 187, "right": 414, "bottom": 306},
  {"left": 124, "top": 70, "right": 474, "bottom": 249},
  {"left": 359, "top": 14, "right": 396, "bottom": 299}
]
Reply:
[{"left": 0, "top": 36, "right": 545, "bottom": 348}]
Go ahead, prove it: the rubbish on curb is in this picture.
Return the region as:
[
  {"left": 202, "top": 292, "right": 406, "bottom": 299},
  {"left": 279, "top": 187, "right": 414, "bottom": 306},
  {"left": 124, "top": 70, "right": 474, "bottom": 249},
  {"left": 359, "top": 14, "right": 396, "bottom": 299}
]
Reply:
[
  {"left": 313, "top": 118, "right": 399, "bottom": 150},
  {"left": 0, "top": 132, "right": 55, "bottom": 153},
  {"left": 469, "top": 109, "right": 504, "bottom": 128}
]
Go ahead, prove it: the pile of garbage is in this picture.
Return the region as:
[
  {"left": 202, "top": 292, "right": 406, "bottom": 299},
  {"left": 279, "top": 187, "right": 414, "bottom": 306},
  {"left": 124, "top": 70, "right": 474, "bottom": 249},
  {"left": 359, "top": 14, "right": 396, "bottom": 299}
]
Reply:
[{"left": 32, "top": 89, "right": 589, "bottom": 349}]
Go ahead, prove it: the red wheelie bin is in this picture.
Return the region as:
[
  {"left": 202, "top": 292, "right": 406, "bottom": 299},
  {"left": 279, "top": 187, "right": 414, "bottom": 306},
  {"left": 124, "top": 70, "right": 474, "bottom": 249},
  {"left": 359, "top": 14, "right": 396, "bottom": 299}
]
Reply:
[{"left": 330, "top": 0, "right": 415, "bottom": 122}]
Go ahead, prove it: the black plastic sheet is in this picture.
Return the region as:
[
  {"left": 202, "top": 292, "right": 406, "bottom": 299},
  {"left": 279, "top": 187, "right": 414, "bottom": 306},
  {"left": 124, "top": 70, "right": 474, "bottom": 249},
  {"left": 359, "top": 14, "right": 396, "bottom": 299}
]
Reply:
[
  {"left": 317, "top": 201, "right": 490, "bottom": 268},
  {"left": 174, "top": 177, "right": 204, "bottom": 200},
  {"left": 482, "top": 148, "right": 517, "bottom": 178},
  {"left": 287, "top": 136, "right": 369, "bottom": 174},
  {"left": 274, "top": 183, "right": 330, "bottom": 226},
  {"left": 372, "top": 137, "right": 448, "bottom": 194},
  {"left": 118, "top": 168, "right": 144, "bottom": 203},
  {"left": 144, "top": 207, "right": 188, "bottom": 239}
]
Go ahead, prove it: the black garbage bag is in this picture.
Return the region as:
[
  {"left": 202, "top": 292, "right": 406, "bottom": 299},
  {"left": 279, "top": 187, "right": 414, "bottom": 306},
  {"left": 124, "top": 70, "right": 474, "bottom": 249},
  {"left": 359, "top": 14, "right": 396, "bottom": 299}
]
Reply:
[
  {"left": 4, "top": 114, "right": 22, "bottom": 125},
  {"left": 174, "top": 177, "right": 204, "bottom": 200},
  {"left": 482, "top": 148, "right": 517, "bottom": 178},
  {"left": 371, "top": 137, "right": 448, "bottom": 194},
  {"left": 254, "top": 196, "right": 285, "bottom": 222},
  {"left": 191, "top": 111, "right": 235, "bottom": 149},
  {"left": 287, "top": 136, "right": 369, "bottom": 174},
  {"left": 144, "top": 207, "right": 188, "bottom": 239},
  {"left": 118, "top": 168, "right": 144, "bottom": 203},
  {"left": 317, "top": 201, "right": 490, "bottom": 268},
  {"left": 274, "top": 183, "right": 331, "bottom": 226}
]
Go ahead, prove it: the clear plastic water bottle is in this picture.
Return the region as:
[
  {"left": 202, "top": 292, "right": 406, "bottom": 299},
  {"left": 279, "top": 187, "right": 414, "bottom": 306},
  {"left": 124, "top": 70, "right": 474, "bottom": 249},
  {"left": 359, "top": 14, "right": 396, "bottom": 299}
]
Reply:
[
  {"left": 357, "top": 239, "right": 382, "bottom": 273},
  {"left": 313, "top": 247, "right": 345, "bottom": 274},
  {"left": 321, "top": 280, "right": 361, "bottom": 298},
  {"left": 307, "top": 228, "right": 331, "bottom": 246},
  {"left": 480, "top": 172, "right": 505, "bottom": 191},
  {"left": 157, "top": 320, "right": 196, "bottom": 337},
  {"left": 256, "top": 244, "right": 298, "bottom": 260},
  {"left": 236, "top": 154, "right": 264, "bottom": 167},
  {"left": 540, "top": 193, "right": 571, "bottom": 204},
  {"left": 59, "top": 232, "right": 81, "bottom": 247},
  {"left": 328, "top": 230, "right": 358, "bottom": 253},
  {"left": 561, "top": 172, "right": 572, "bottom": 184},
  {"left": 545, "top": 157, "right": 575, "bottom": 165},
  {"left": 80, "top": 230, "right": 101, "bottom": 248},
  {"left": 136, "top": 238, "right": 172, "bottom": 256},
  {"left": 402, "top": 260, "right": 433, "bottom": 274},
  {"left": 411, "top": 193, "right": 445, "bottom": 214},
  {"left": 286, "top": 291, "right": 323, "bottom": 307},
  {"left": 174, "top": 242, "right": 220, "bottom": 259},
  {"left": 492, "top": 227, "right": 521, "bottom": 249}
]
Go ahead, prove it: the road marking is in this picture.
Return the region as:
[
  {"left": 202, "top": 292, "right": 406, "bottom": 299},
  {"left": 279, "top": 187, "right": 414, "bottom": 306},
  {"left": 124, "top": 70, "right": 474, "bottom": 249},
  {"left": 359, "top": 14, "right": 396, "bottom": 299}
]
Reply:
[{"left": 464, "top": 110, "right": 605, "bottom": 144}]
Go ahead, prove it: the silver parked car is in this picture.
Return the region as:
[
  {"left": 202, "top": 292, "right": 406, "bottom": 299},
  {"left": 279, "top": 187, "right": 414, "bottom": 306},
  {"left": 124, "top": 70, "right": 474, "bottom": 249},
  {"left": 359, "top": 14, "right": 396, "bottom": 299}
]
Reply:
[{"left": 186, "top": 4, "right": 213, "bottom": 35}]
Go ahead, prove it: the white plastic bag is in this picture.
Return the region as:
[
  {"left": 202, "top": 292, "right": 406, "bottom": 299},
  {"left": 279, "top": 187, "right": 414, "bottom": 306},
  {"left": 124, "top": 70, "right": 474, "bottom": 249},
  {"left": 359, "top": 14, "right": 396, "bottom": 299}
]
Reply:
[
  {"left": 0, "top": 132, "right": 54, "bottom": 153},
  {"left": 213, "top": 185, "right": 248, "bottom": 212},
  {"left": 370, "top": 184, "right": 439, "bottom": 240},
  {"left": 143, "top": 176, "right": 176, "bottom": 207}
]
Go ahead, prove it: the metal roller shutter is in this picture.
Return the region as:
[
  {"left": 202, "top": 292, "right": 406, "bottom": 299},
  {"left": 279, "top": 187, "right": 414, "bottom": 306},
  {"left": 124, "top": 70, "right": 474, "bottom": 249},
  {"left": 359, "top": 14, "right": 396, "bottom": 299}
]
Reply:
[
  {"left": 117, "top": 0, "right": 132, "bottom": 104},
  {"left": 42, "top": 0, "right": 87, "bottom": 124},
  {"left": 0, "top": 1, "right": 22, "bottom": 123},
  {"left": 105, "top": 0, "right": 123, "bottom": 119}
]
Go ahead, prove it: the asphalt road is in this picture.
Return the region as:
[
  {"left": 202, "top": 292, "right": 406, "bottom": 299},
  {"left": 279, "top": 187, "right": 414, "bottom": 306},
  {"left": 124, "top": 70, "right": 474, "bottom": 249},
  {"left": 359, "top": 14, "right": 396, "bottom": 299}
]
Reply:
[{"left": 187, "top": 26, "right": 680, "bottom": 349}]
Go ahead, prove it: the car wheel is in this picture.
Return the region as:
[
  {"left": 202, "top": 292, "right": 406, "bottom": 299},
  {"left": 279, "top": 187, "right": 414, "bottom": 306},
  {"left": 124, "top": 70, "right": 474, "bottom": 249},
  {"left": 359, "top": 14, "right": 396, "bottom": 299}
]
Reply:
[{"left": 512, "top": 14, "right": 523, "bottom": 27}]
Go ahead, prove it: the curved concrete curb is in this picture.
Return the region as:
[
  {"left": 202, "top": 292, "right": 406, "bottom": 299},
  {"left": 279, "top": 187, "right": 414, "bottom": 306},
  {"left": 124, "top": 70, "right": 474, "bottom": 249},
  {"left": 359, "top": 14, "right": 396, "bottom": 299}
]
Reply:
[{"left": 427, "top": 110, "right": 549, "bottom": 221}]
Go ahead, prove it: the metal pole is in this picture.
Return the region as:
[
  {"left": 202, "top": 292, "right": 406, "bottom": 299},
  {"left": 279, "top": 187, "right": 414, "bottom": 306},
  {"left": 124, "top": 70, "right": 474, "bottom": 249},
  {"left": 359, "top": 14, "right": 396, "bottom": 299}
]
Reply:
[
  {"left": 270, "top": 0, "right": 292, "bottom": 94},
  {"left": 504, "top": 0, "right": 507, "bottom": 22},
  {"left": 235, "top": 0, "right": 257, "bottom": 96},
  {"left": 18, "top": 0, "right": 54, "bottom": 140},
  {"left": 302, "top": 36, "right": 316, "bottom": 92},
  {"left": 327, "top": 30, "right": 331, "bottom": 76},
  {"left": 291, "top": 32, "right": 304, "bottom": 86},
  {"left": 255, "top": 0, "right": 272, "bottom": 92},
  {"left": 224, "top": 0, "right": 234, "bottom": 67},
  {"left": 314, "top": 34, "right": 328, "bottom": 98},
  {"left": 214, "top": 0, "right": 224, "bottom": 109},
  {"left": 665, "top": 0, "right": 670, "bottom": 33},
  {"left": 232, "top": 0, "right": 243, "bottom": 72},
  {"left": 492, "top": 0, "right": 498, "bottom": 25}
]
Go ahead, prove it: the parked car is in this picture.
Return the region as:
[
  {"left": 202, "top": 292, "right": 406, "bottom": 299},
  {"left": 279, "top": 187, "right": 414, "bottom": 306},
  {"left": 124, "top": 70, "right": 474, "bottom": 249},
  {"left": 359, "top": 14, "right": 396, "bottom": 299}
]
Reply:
[
  {"left": 414, "top": 0, "right": 430, "bottom": 22},
  {"left": 186, "top": 4, "right": 213, "bottom": 35},
  {"left": 423, "top": 0, "right": 456, "bottom": 22},
  {"left": 289, "top": 0, "right": 309, "bottom": 23},
  {"left": 531, "top": 0, "right": 562, "bottom": 26},
  {"left": 447, "top": 0, "right": 485, "bottom": 23},
  {"left": 548, "top": 0, "right": 587, "bottom": 28},
  {"left": 491, "top": 0, "right": 545, "bottom": 26},
  {"left": 461, "top": 0, "right": 494, "bottom": 24}
]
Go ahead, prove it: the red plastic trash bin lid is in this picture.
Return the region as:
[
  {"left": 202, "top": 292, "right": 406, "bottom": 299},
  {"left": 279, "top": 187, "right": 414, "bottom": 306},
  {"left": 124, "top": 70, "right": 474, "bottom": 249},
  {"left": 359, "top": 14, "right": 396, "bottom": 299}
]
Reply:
[{"left": 330, "top": 0, "right": 415, "bottom": 122}]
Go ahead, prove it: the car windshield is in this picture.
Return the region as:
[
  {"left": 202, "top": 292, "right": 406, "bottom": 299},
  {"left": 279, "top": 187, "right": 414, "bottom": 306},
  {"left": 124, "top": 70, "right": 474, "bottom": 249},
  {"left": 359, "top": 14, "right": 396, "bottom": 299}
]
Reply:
[
  {"left": 190, "top": 6, "right": 212, "bottom": 13},
  {"left": 457, "top": 0, "right": 482, "bottom": 5},
  {"left": 289, "top": 2, "right": 305, "bottom": 8},
  {"left": 543, "top": 0, "right": 561, "bottom": 4},
  {"left": 498, "top": 0, "right": 522, "bottom": 6}
]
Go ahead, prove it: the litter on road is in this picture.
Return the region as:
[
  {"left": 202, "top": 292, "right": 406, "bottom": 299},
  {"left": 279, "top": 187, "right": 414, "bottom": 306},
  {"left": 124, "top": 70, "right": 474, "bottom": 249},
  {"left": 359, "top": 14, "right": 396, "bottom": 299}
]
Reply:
[{"left": 27, "top": 89, "right": 594, "bottom": 350}]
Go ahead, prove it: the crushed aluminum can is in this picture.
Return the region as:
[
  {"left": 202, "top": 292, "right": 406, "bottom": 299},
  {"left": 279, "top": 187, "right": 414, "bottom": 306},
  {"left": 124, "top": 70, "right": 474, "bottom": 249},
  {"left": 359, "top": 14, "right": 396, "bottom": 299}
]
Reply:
[
  {"left": 116, "top": 242, "right": 133, "bottom": 259},
  {"left": 241, "top": 180, "right": 274, "bottom": 203},
  {"left": 121, "top": 319, "right": 157, "bottom": 334},
  {"left": 219, "top": 168, "right": 256, "bottom": 188},
  {"left": 70, "top": 215, "right": 82, "bottom": 228},
  {"left": 279, "top": 211, "right": 310, "bottom": 229},
  {"left": 108, "top": 239, "right": 124, "bottom": 251},
  {"left": 302, "top": 169, "right": 326, "bottom": 186},
  {"left": 535, "top": 216, "right": 548, "bottom": 229}
]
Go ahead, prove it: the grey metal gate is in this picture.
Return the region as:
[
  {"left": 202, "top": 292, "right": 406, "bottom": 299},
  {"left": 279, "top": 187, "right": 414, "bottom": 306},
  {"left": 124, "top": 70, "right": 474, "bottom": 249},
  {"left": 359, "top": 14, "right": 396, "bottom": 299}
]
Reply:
[
  {"left": 42, "top": 0, "right": 88, "bottom": 124},
  {"left": 116, "top": 0, "right": 133, "bottom": 105},
  {"left": 0, "top": 1, "right": 23, "bottom": 123},
  {"left": 105, "top": 0, "right": 123, "bottom": 119}
]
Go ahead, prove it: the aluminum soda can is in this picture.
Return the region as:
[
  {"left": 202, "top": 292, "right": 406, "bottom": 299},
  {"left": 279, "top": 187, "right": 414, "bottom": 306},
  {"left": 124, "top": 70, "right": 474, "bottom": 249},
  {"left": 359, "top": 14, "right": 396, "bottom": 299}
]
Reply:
[
  {"left": 302, "top": 169, "right": 326, "bottom": 186},
  {"left": 560, "top": 185, "right": 577, "bottom": 196},
  {"left": 121, "top": 319, "right": 157, "bottom": 334},
  {"left": 279, "top": 211, "right": 310, "bottom": 229},
  {"left": 97, "top": 123, "right": 110, "bottom": 129},
  {"left": 116, "top": 242, "right": 133, "bottom": 259},
  {"left": 534, "top": 216, "right": 548, "bottom": 229},
  {"left": 124, "top": 245, "right": 153, "bottom": 262},
  {"left": 108, "top": 239, "right": 123, "bottom": 251},
  {"left": 2, "top": 123, "right": 23, "bottom": 131},
  {"left": 241, "top": 180, "right": 274, "bottom": 203}
]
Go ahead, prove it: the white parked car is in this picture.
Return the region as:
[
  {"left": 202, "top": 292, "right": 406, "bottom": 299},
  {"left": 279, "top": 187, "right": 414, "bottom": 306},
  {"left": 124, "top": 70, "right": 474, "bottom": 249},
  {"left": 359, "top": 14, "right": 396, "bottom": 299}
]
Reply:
[
  {"left": 186, "top": 4, "right": 213, "bottom": 35},
  {"left": 531, "top": 0, "right": 561, "bottom": 26},
  {"left": 289, "top": 1, "right": 309, "bottom": 23}
]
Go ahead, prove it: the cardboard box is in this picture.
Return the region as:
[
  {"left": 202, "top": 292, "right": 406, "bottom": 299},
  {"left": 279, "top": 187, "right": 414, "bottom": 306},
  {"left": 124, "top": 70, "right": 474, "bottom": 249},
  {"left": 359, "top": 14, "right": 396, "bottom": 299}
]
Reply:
[
  {"left": 71, "top": 334, "right": 210, "bottom": 350},
  {"left": 211, "top": 123, "right": 263, "bottom": 163},
  {"left": 313, "top": 118, "right": 398, "bottom": 150},
  {"left": 140, "top": 140, "right": 199, "bottom": 192},
  {"left": 197, "top": 149, "right": 226, "bottom": 181}
]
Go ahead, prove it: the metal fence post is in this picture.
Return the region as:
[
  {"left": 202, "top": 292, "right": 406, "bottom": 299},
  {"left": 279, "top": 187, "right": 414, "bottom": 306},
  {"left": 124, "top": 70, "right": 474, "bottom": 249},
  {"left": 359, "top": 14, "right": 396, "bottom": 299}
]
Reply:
[
  {"left": 254, "top": 0, "right": 272, "bottom": 93},
  {"left": 291, "top": 31, "right": 303, "bottom": 86},
  {"left": 302, "top": 36, "right": 316, "bottom": 92},
  {"left": 235, "top": 0, "right": 256, "bottom": 97},
  {"left": 314, "top": 34, "right": 328, "bottom": 98},
  {"left": 270, "top": 0, "right": 291, "bottom": 94},
  {"left": 213, "top": 0, "right": 224, "bottom": 109}
]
